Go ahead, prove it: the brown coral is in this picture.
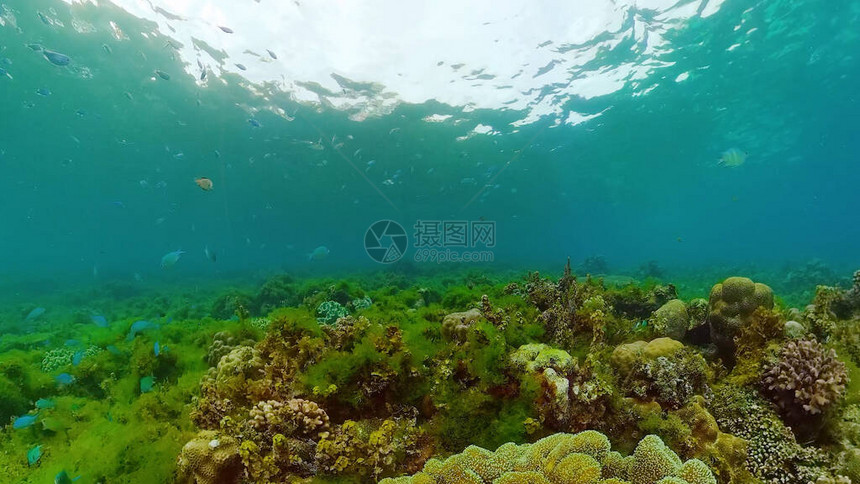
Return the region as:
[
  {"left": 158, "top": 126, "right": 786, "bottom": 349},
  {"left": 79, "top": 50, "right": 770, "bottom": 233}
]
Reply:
[
  {"left": 247, "top": 398, "right": 330, "bottom": 440},
  {"left": 761, "top": 339, "right": 848, "bottom": 417},
  {"left": 707, "top": 277, "right": 774, "bottom": 362}
]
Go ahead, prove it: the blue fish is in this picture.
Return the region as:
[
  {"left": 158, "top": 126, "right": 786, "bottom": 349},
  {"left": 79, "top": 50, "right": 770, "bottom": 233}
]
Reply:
[
  {"left": 126, "top": 320, "right": 158, "bottom": 340},
  {"left": 72, "top": 350, "right": 85, "bottom": 366},
  {"left": 248, "top": 118, "right": 262, "bottom": 128},
  {"left": 26, "top": 307, "right": 46, "bottom": 321},
  {"left": 35, "top": 398, "right": 55, "bottom": 409},
  {"left": 42, "top": 50, "right": 71, "bottom": 66},
  {"left": 55, "top": 373, "right": 75, "bottom": 385},
  {"left": 13, "top": 414, "right": 38, "bottom": 429},
  {"left": 55, "top": 470, "right": 81, "bottom": 484},
  {"left": 64, "top": 339, "right": 81, "bottom": 347},
  {"left": 27, "top": 445, "right": 41, "bottom": 466},
  {"left": 36, "top": 88, "right": 52, "bottom": 96},
  {"left": 154, "top": 341, "right": 160, "bottom": 357},
  {"left": 140, "top": 376, "right": 154, "bottom": 393},
  {"left": 633, "top": 320, "right": 649, "bottom": 331},
  {"left": 106, "top": 345, "right": 122, "bottom": 355},
  {"left": 91, "top": 315, "right": 109, "bottom": 327}
]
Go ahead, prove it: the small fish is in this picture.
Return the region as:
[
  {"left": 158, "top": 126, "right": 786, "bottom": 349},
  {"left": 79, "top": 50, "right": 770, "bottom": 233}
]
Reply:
[
  {"left": 195, "top": 177, "right": 214, "bottom": 191},
  {"left": 248, "top": 118, "right": 261, "bottom": 128},
  {"left": 154, "top": 341, "right": 160, "bottom": 357},
  {"left": 54, "top": 470, "right": 81, "bottom": 484},
  {"left": 154, "top": 69, "right": 170, "bottom": 80},
  {"left": 0, "top": 67, "right": 11, "bottom": 80},
  {"left": 127, "top": 320, "right": 158, "bottom": 340},
  {"left": 38, "top": 11, "right": 52, "bottom": 25},
  {"left": 106, "top": 345, "right": 121, "bottom": 355},
  {"left": 200, "top": 70, "right": 207, "bottom": 81},
  {"left": 35, "top": 398, "right": 55, "bottom": 409},
  {"left": 26, "top": 307, "right": 46, "bottom": 321},
  {"left": 161, "top": 249, "right": 185, "bottom": 268},
  {"left": 235, "top": 63, "right": 246, "bottom": 71},
  {"left": 204, "top": 246, "right": 217, "bottom": 262},
  {"left": 633, "top": 320, "right": 649, "bottom": 331},
  {"left": 307, "top": 246, "right": 330, "bottom": 261},
  {"left": 72, "top": 350, "right": 85, "bottom": 366},
  {"left": 13, "top": 414, "right": 38, "bottom": 429},
  {"left": 26, "top": 43, "right": 44, "bottom": 52},
  {"left": 27, "top": 445, "right": 42, "bottom": 466},
  {"left": 718, "top": 148, "right": 747, "bottom": 167},
  {"left": 42, "top": 50, "right": 71, "bottom": 66},
  {"left": 218, "top": 26, "right": 234, "bottom": 33},
  {"left": 266, "top": 49, "right": 277, "bottom": 59},
  {"left": 102, "top": 43, "right": 112, "bottom": 54},
  {"left": 36, "top": 88, "right": 51, "bottom": 96},
  {"left": 42, "top": 416, "right": 70, "bottom": 433},
  {"left": 140, "top": 376, "right": 155, "bottom": 393},
  {"left": 91, "top": 315, "right": 108, "bottom": 327},
  {"left": 55, "top": 373, "right": 75, "bottom": 385}
]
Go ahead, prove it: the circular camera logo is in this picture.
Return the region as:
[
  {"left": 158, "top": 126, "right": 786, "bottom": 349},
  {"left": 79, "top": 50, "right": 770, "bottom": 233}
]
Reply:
[{"left": 364, "top": 220, "right": 408, "bottom": 263}]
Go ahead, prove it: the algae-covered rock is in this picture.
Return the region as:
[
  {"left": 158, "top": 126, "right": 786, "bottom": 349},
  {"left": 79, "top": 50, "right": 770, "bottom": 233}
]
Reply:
[
  {"left": 509, "top": 343, "right": 575, "bottom": 374},
  {"left": 176, "top": 430, "right": 242, "bottom": 484},
  {"left": 611, "top": 338, "right": 684, "bottom": 374},
  {"left": 707, "top": 277, "right": 773, "bottom": 360},
  {"left": 784, "top": 320, "right": 805, "bottom": 339},
  {"left": 651, "top": 300, "right": 689, "bottom": 340},
  {"left": 441, "top": 308, "right": 483, "bottom": 341}
]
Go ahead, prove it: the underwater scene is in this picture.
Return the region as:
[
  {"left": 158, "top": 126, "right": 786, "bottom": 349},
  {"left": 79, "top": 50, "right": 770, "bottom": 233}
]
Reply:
[{"left": 1, "top": 0, "right": 859, "bottom": 482}]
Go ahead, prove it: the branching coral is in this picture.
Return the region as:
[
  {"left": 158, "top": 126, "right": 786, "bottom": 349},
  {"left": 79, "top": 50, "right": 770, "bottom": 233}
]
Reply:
[
  {"left": 709, "top": 386, "right": 807, "bottom": 483},
  {"left": 379, "top": 431, "right": 716, "bottom": 484},
  {"left": 247, "top": 398, "right": 330, "bottom": 440},
  {"left": 761, "top": 339, "right": 847, "bottom": 418},
  {"left": 315, "top": 418, "right": 425, "bottom": 479}
]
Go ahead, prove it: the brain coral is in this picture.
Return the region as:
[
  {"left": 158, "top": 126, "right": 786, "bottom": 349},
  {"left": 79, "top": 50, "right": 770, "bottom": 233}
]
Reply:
[
  {"left": 176, "top": 430, "right": 242, "bottom": 484},
  {"left": 379, "top": 431, "right": 716, "bottom": 484},
  {"left": 761, "top": 339, "right": 848, "bottom": 417},
  {"left": 707, "top": 277, "right": 773, "bottom": 360}
]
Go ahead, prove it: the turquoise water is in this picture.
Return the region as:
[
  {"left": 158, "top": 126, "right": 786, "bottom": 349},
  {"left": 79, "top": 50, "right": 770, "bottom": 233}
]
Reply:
[{"left": 1, "top": 0, "right": 857, "bottom": 282}]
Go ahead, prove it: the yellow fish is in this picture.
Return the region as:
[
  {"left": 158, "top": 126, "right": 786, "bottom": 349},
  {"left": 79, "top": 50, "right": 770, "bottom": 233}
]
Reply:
[
  {"left": 718, "top": 148, "right": 747, "bottom": 167},
  {"left": 195, "top": 177, "right": 214, "bottom": 191}
]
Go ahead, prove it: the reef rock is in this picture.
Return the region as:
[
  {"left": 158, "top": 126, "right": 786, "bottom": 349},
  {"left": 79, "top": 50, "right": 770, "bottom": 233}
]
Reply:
[
  {"left": 707, "top": 277, "right": 773, "bottom": 361},
  {"left": 651, "top": 299, "right": 689, "bottom": 340},
  {"left": 441, "top": 308, "right": 483, "bottom": 341}
]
